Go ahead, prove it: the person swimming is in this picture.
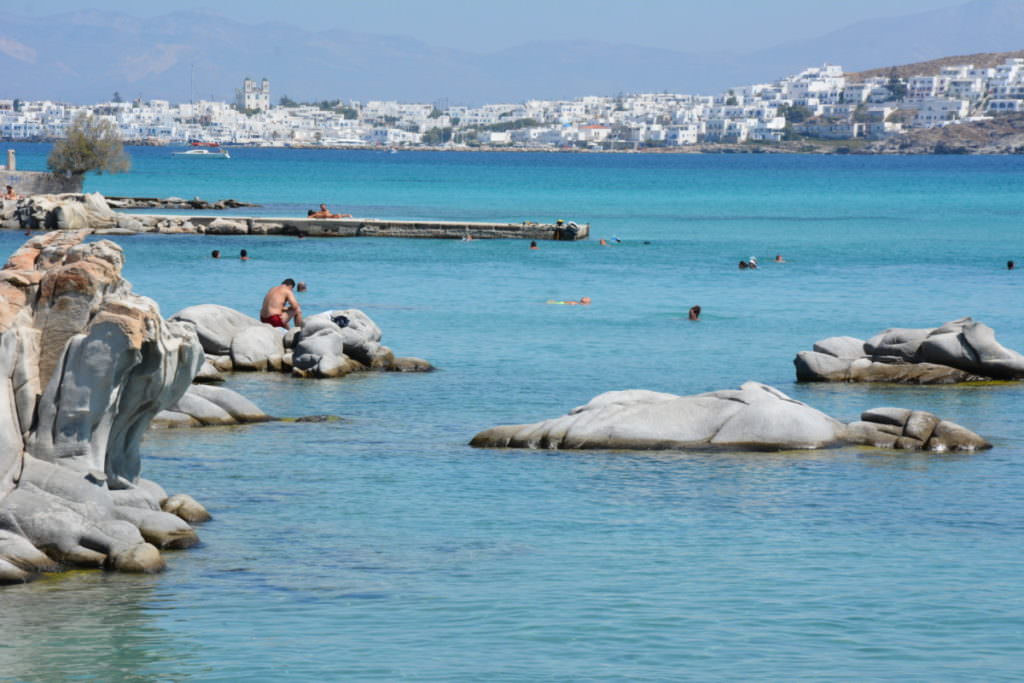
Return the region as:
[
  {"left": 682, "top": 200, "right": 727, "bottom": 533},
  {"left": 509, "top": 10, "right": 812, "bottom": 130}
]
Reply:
[
  {"left": 688, "top": 305, "right": 701, "bottom": 321},
  {"left": 547, "top": 296, "right": 591, "bottom": 305}
]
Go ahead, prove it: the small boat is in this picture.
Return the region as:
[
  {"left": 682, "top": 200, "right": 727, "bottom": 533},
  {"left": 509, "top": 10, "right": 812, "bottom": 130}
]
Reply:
[{"left": 172, "top": 147, "right": 231, "bottom": 159}]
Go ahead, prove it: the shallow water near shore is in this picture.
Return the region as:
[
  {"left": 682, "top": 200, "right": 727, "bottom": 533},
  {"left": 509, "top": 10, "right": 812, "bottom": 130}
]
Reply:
[{"left": 2, "top": 144, "right": 1024, "bottom": 680}]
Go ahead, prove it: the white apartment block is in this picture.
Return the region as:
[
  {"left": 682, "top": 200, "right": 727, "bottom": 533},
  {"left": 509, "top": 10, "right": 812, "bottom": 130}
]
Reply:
[{"left": 6, "top": 56, "right": 1024, "bottom": 148}]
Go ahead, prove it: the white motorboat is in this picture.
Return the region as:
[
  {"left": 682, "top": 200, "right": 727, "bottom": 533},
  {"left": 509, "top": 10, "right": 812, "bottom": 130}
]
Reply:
[{"left": 172, "top": 147, "right": 231, "bottom": 158}]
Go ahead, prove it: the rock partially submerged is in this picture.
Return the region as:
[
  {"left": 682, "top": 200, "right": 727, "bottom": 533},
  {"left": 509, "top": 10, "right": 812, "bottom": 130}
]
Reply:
[
  {"left": 795, "top": 318, "right": 1024, "bottom": 384},
  {"left": 0, "top": 231, "right": 210, "bottom": 584},
  {"left": 470, "top": 382, "right": 990, "bottom": 453},
  {"left": 152, "top": 384, "right": 271, "bottom": 428},
  {"left": 1, "top": 193, "right": 257, "bottom": 235},
  {"left": 105, "top": 196, "right": 257, "bottom": 210},
  {"left": 1, "top": 192, "right": 142, "bottom": 232},
  {"left": 170, "top": 304, "right": 433, "bottom": 379}
]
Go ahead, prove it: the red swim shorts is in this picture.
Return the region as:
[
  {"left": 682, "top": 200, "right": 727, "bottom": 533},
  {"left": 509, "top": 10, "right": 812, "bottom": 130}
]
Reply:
[{"left": 261, "top": 314, "right": 286, "bottom": 329}]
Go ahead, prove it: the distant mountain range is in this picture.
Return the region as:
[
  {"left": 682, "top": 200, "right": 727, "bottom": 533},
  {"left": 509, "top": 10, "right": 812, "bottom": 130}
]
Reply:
[{"left": 0, "top": 0, "right": 1022, "bottom": 104}]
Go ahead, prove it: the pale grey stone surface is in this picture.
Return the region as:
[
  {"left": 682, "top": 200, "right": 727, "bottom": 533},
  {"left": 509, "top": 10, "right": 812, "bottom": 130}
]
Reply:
[
  {"left": 154, "top": 384, "right": 270, "bottom": 428},
  {"left": 171, "top": 304, "right": 433, "bottom": 378},
  {"left": 812, "top": 336, "right": 866, "bottom": 359},
  {"left": 796, "top": 318, "right": 1024, "bottom": 383},
  {"left": 230, "top": 324, "right": 284, "bottom": 371},
  {"left": 204, "top": 217, "right": 248, "bottom": 234},
  {"left": 0, "top": 231, "right": 210, "bottom": 584},
  {"left": 170, "top": 304, "right": 263, "bottom": 356},
  {"left": 471, "top": 382, "right": 990, "bottom": 453}
]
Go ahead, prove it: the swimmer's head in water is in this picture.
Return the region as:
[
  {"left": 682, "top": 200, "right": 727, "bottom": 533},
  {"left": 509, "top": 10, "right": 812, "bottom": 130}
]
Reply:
[{"left": 580, "top": 296, "right": 592, "bottom": 304}]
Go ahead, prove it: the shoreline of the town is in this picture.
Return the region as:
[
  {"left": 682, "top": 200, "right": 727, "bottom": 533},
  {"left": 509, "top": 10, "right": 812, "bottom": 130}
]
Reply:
[{"left": 6, "top": 138, "right": 1021, "bottom": 155}]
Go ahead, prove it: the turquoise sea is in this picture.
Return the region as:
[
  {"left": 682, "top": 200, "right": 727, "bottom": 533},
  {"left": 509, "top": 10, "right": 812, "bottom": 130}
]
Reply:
[{"left": 1, "top": 143, "right": 1023, "bottom": 681}]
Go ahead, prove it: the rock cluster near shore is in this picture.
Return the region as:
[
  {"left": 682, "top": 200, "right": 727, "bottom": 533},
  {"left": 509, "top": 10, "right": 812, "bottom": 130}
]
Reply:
[
  {"left": 795, "top": 318, "right": 1024, "bottom": 384},
  {"left": 105, "top": 196, "right": 256, "bottom": 210},
  {"left": 0, "top": 231, "right": 210, "bottom": 584},
  {"left": 470, "top": 382, "right": 990, "bottom": 453},
  {"left": 1, "top": 192, "right": 145, "bottom": 232},
  {"left": 169, "top": 304, "right": 432, "bottom": 380},
  {"left": 1, "top": 193, "right": 272, "bottom": 236}
]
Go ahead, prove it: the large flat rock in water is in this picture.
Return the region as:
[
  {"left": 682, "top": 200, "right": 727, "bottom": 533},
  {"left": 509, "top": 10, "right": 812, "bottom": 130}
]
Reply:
[{"left": 471, "top": 382, "right": 990, "bottom": 453}]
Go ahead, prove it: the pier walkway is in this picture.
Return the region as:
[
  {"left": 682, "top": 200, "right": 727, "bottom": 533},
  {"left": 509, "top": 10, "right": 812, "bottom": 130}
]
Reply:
[{"left": 130, "top": 214, "right": 590, "bottom": 241}]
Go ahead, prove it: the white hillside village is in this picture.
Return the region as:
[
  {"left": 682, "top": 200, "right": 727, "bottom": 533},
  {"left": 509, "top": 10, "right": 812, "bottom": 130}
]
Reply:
[{"left": 2, "top": 59, "right": 1023, "bottom": 149}]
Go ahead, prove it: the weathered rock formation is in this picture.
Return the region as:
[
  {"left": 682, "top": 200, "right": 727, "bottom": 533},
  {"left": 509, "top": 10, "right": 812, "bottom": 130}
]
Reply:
[
  {"left": 795, "top": 318, "right": 1024, "bottom": 384},
  {"left": 1, "top": 193, "right": 264, "bottom": 236},
  {"left": 470, "top": 382, "right": 990, "bottom": 453},
  {"left": 0, "top": 231, "right": 209, "bottom": 584},
  {"left": 152, "top": 384, "right": 271, "bottom": 428},
  {"left": 105, "top": 196, "right": 257, "bottom": 210},
  {"left": 1, "top": 193, "right": 143, "bottom": 232},
  {"left": 169, "top": 304, "right": 433, "bottom": 379}
]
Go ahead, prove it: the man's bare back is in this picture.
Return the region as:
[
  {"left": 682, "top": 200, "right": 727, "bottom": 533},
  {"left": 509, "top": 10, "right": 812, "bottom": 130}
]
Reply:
[{"left": 260, "top": 279, "right": 302, "bottom": 329}]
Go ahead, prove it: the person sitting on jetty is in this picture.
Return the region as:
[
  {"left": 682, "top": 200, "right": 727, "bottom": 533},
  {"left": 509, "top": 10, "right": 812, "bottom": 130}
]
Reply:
[
  {"left": 688, "top": 305, "right": 701, "bottom": 321},
  {"left": 260, "top": 278, "right": 303, "bottom": 329},
  {"left": 309, "top": 203, "right": 351, "bottom": 219},
  {"left": 3, "top": 185, "right": 17, "bottom": 200}
]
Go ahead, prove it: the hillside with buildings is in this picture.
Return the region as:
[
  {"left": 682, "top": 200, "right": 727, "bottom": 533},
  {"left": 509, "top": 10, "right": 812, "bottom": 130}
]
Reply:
[
  {"left": 849, "top": 50, "right": 1024, "bottom": 82},
  {"left": 2, "top": 53, "right": 1024, "bottom": 154}
]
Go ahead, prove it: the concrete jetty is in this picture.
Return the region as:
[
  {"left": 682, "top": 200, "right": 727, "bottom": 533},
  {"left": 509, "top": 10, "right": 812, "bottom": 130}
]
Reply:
[{"left": 129, "top": 214, "right": 590, "bottom": 241}]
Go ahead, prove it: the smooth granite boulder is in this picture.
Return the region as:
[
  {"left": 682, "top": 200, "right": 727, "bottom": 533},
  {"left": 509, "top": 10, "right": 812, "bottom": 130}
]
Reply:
[
  {"left": 795, "top": 318, "right": 1024, "bottom": 383},
  {"left": 170, "top": 304, "right": 266, "bottom": 356},
  {"left": 172, "top": 303, "right": 433, "bottom": 379},
  {"left": 153, "top": 384, "right": 271, "bottom": 428},
  {"left": 0, "top": 231, "right": 210, "bottom": 584},
  {"left": 470, "top": 381, "right": 990, "bottom": 453},
  {"left": 230, "top": 324, "right": 284, "bottom": 371},
  {"left": 204, "top": 217, "right": 248, "bottom": 234},
  {"left": 290, "top": 309, "right": 434, "bottom": 378}
]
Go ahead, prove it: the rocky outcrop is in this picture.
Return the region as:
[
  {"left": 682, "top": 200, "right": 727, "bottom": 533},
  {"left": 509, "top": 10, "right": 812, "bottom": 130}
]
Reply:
[
  {"left": 0, "top": 193, "right": 143, "bottom": 232},
  {"left": 470, "top": 381, "right": 990, "bottom": 453},
  {"left": 169, "top": 304, "right": 433, "bottom": 379},
  {"left": 152, "top": 384, "right": 271, "bottom": 428},
  {"left": 795, "top": 318, "right": 1024, "bottom": 383},
  {"left": 105, "top": 196, "right": 257, "bottom": 210},
  {"left": 0, "top": 231, "right": 209, "bottom": 584},
  {"left": 1, "top": 194, "right": 259, "bottom": 235}
]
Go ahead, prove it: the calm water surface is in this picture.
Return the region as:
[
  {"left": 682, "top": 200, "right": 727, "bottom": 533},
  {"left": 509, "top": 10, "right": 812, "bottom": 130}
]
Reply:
[{"left": 1, "top": 144, "right": 1023, "bottom": 680}]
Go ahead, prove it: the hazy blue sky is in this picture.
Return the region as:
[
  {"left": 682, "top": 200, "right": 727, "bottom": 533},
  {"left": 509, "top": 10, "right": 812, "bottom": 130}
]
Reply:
[{"left": 10, "top": 0, "right": 965, "bottom": 53}]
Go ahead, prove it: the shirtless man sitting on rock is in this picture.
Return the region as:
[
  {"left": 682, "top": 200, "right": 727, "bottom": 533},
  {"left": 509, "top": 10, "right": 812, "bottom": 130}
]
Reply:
[{"left": 260, "top": 278, "right": 303, "bottom": 329}]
